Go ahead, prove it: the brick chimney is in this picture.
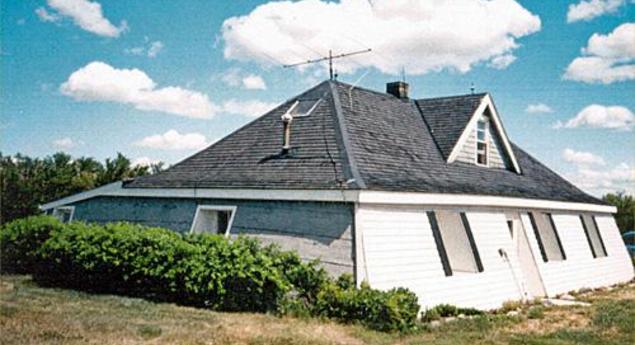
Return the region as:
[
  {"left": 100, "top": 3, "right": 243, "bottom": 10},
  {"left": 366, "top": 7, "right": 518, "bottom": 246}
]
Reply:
[{"left": 386, "top": 81, "right": 409, "bottom": 99}]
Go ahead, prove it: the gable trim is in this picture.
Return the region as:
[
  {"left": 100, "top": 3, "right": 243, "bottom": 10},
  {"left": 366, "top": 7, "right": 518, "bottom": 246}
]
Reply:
[{"left": 447, "top": 94, "right": 522, "bottom": 174}]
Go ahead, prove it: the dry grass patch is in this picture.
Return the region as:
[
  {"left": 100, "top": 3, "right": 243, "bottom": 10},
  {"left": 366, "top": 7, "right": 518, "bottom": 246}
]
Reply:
[{"left": 2, "top": 275, "right": 635, "bottom": 345}]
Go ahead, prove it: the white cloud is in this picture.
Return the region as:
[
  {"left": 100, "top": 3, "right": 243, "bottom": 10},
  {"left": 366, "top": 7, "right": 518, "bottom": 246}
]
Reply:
[
  {"left": 567, "top": 0, "right": 625, "bottom": 23},
  {"left": 564, "top": 23, "right": 635, "bottom": 84},
  {"left": 52, "top": 137, "right": 81, "bottom": 149},
  {"left": 125, "top": 40, "right": 164, "bottom": 58},
  {"left": 134, "top": 130, "right": 210, "bottom": 150},
  {"left": 555, "top": 104, "right": 634, "bottom": 130},
  {"left": 132, "top": 156, "right": 161, "bottom": 167},
  {"left": 35, "top": 7, "right": 60, "bottom": 22},
  {"left": 147, "top": 41, "right": 164, "bottom": 58},
  {"left": 60, "top": 61, "right": 218, "bottom": 118},
  {"left": 562, "top": 148, "right": 605, "bottom": 166},
  {"left": 566, "top": 163, "right": 635, "bottom": 196},
  {"left": 221, "top": 99, "right": 278, "bottom": 117},
  {"left": 41, "top": 0, "right": 127, "bottom": 37},
  {"left": 525, "top": 103, "right": 553, "bottom": 114},
  {"left": 222, "top": 0, "right": 541, "bottom": 75},
  {"left": 221, "top": 68, "right": 267, "bottom": 90},
  {"left": 488, "top": 54, "right": 517, "bottom": 69},
  {"left": 242, "top": 74, "right": 267, "bottom": 90}
]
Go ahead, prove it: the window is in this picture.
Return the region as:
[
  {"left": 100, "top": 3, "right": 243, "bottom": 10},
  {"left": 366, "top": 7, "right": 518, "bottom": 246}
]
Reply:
[
  {"left": 286, "top": 98, "right": 321, "bottom": 118},
  {"left": 52, "top": 206, "right": 74, "bottom": 223},
  {"left": 528, "top": 212, "right": 566, "bottom": 262},
  {"left": 427, "top": 211, "right": 483, "bottom": 276},
  {"left": 476, "top": 118, "right": 488, "bottom": 166},
  {"left": 190, "top": 205, "right": 237, "bottom": 236},
  {"left": 580, "top": 215, "right": 607, "bottom": 258}
]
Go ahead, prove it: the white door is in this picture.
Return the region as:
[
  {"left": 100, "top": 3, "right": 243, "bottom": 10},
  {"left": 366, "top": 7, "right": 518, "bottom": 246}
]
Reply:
[{"left": 507, "top": 213, "right": 546, "bottom": 298}]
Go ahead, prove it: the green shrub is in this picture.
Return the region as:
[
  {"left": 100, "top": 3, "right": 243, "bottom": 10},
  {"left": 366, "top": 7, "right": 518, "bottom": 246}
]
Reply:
[
  {"left": 421, "top": 304, "right": 483, "bottom": 322},
  {"left": 314, "top": 279, "right": 420, "bottom": 332},
  {"left": 35, "top": 221, "right": 289, "bottom": 312},
  {"left": 4, "top": 215, "right": 422, "bottom": 332},
  {"left": 0, "top": 216, "right": 65, "bottom": 273}
]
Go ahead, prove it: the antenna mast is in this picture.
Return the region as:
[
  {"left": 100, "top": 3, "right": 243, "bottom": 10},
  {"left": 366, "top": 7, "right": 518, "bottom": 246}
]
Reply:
[{"left": 283, "top": 48, "right": 372, "bottom": 80}]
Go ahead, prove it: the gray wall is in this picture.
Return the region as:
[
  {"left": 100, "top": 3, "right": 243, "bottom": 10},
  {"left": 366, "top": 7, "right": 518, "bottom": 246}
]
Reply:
[{"left": 70, "top": 196, "right": 355, "bottom": 276}]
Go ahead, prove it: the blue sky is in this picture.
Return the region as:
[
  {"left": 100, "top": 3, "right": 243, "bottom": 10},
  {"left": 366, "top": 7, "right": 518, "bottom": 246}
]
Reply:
[{"left": 1, "top": 0, "right": 633, "bottom": 196}]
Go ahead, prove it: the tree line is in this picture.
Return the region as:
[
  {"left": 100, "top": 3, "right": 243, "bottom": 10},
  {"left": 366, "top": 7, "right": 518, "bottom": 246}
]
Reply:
[
  {"left": 0, "top": 152, "right": 163, "bottom": 224},
  {"left": 0, "top": 152, "right": 633, "bottom": 233}
]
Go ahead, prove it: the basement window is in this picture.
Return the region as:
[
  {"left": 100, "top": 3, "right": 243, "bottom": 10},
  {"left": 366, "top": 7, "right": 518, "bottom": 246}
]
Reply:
[
  {"left": 580, "top": 215, "right": 607, "bottom": 258},
  {"left": 190, "top": 205, "right": 237, "bottom": 236},
  {"left": 475, "top": 118, "right": 489, "bottom": 166},
  {"left": 427, "top": 211, "right": 484, "bottom": 276},
  {"left": 528, "top": 212, "right": 566, "bottom": 262},
  {"left": 286, "top": 98, "right": 321, "bottom": 118},
  {"left": 52, "top": 206, "right": 74, "bottom": 223}
]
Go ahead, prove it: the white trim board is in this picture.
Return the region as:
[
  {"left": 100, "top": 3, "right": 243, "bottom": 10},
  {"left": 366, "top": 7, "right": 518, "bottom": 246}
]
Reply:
[
  {"left": 40, "top": 182, "right": 615, "bottom": 214},
  {"left": 357, "top": 191, "right": 616, "bottom": 213},
  {"left": 190, "top": 205, "right": 237, "bottom": 237},
  {"left": 40, "top": 182, "right": 359, "bottom": 210},
  {"left": 447, "top": 94, "right": 522, "bottom": 174}
]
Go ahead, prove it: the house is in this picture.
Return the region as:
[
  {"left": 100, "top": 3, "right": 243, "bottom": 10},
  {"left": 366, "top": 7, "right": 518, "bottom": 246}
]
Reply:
[{"left": 42, "top": 80, "right": 634, "bottom": 310}]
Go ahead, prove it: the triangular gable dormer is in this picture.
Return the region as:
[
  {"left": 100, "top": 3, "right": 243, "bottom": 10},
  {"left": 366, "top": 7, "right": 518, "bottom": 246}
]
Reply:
[{"left": 447, "top": 94, "right": 522, "bottom": 174}]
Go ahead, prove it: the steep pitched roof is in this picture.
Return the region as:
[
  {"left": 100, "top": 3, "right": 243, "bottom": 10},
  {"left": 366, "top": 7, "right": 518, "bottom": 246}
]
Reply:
[
  {"left": 127, "top": 81, "right": 354, "bottom": 190},
  {"left": 126, "top": 80, "right": 602, "bottom": 205},
  {"left": 415, "top": 93, "right": 485, "bottom": 160}
]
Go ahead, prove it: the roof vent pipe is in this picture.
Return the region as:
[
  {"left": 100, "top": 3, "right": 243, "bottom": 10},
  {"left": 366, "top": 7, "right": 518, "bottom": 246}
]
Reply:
[
  {"left": 281, "top": 112, "right": 293, "bottom": 152},
  {"left": 386, "top": 81, "right": 409, "bottom": 99}
]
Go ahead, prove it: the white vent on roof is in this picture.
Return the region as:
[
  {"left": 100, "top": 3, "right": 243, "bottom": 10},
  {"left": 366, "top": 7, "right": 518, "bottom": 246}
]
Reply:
[{"left": 284, "top": 98, "right": 321, "bottom": 118}]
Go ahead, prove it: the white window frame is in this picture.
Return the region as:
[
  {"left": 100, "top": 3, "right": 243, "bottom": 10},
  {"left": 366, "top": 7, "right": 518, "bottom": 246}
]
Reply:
[
  {"left": 475, "top": 117, "right": 489, "bottom": 167},
  {"left": 284, "top": 98, "right": 322, "bottom": 118},
  {"left": 52, "top": 206, "right": 75, "bottom": 223},
  {"left": 189, "top": 205, "right": 237, "bottom": 237}
]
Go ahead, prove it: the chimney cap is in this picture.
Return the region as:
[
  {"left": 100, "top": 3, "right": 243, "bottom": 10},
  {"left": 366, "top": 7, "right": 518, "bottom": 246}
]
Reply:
[{"left": 386, "top": 81, "right": 409, "bottom": 99}]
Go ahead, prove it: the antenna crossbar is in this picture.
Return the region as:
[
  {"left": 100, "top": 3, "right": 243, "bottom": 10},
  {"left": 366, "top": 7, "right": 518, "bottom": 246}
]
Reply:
[{"left": 283, "top": 48, "right": 372, "bottom": 80}]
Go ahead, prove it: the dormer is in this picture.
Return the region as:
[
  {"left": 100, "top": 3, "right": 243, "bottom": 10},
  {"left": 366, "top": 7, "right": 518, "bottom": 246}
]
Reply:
[{"left": 417, "top": 93, "right": 522, "bottom": 174}]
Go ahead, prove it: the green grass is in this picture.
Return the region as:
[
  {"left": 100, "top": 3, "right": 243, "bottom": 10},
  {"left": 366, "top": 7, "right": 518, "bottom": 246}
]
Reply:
[{"left": 1, "top": 275, "right": 634, "bottom": 345}]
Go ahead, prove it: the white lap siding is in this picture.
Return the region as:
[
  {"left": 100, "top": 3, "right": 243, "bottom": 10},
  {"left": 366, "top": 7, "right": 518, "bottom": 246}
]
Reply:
[
  {"left": 357, "top": 205, "right": 525, "bottom": 310},
  {"left": 520, "top": 213, "right": 634, "bottom": 296}
]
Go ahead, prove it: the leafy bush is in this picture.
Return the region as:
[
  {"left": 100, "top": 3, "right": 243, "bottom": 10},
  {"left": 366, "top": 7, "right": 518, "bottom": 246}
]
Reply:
[
  {"left": 2, "top": 215, "right": 422, "bottom": 332},
  {"left": 0, "top": 216, "right": 65, "bottom": 273},
  {"left": 314, "top": 277, "right": 420, "bottom": 332},
  {"left": 35, "top": 221, "right": 289, "bottom": 312},
  {"left": 421, "top": 304, "right": 483, "bottom": 321}
]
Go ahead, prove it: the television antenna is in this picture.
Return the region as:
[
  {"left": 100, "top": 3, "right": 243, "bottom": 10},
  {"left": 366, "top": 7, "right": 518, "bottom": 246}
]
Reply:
[{"left": 283, "top": 48, "right": 372, "bottom": 80}]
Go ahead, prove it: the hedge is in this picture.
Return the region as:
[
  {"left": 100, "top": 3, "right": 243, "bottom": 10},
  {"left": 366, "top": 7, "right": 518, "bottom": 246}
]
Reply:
[
  {"left": 0, "top": 216, "right": 420, "bottom": 331},
  {"left": 0, "top": 215, "right": 65, "bottom": 274}
]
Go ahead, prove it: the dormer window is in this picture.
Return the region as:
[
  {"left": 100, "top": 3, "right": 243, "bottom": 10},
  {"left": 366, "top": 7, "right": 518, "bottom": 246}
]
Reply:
[{"left": 476, "top": 118, "right": 488, "bottom": 166}]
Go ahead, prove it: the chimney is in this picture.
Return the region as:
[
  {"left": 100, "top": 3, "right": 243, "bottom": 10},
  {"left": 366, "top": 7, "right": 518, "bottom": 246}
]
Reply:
[{"left": 386, "top": 81, "right": 409, "bottom": 99}]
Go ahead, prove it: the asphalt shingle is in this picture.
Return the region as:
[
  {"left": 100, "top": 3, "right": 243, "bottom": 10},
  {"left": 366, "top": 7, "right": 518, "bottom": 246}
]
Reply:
[{"left": 126, "top": 80, "right": 602, "bottom": 205}]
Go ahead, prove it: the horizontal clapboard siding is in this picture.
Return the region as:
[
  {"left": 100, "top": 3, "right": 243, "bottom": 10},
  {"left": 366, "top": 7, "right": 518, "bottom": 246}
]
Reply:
[
  {"left": 357, "top": 205, "right": 524, "bottom": 310},
  {"left": 520, "top": 214, "right": 634, "bottom": 296},
  {"left": 72, "top": 196, "right": 355, "bottom": 276}
]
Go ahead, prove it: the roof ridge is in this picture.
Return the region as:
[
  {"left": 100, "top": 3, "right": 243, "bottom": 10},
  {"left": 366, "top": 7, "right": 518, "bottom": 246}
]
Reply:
[
  {"left": 328, "top": 81, "right": 366, "bottom": 189},
  {"left": 417, "top": 93, "right": 488, "bottom": 102}
]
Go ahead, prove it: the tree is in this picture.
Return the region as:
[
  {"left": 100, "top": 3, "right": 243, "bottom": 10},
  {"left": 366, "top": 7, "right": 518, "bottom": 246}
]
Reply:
[
  {"left": 0, "top": 152, "right": 164, "bottom": 224},
  {"left": 602, "top": 192, "right": 635, "bottom": 234}
]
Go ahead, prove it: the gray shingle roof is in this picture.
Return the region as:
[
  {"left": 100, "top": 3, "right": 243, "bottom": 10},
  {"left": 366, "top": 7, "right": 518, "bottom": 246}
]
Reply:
[
  {"left": 415, "top": 93, "right": 486, "bottom": 159},
  {"left": 126, "top": 80, "right": 602, "bottom": 205}
]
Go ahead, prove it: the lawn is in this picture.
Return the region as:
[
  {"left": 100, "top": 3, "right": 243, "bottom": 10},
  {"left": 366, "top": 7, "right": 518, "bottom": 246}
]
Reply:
[{"left": 1, "top": 275, "right": 634, "bottom": 345}]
